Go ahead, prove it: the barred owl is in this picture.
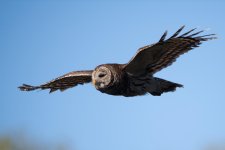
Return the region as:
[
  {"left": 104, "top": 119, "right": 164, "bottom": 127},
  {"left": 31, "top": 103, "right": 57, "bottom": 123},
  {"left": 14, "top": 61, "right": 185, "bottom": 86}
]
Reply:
[{"left": 19, "top": 26, "right": 216, "bottom": 97}]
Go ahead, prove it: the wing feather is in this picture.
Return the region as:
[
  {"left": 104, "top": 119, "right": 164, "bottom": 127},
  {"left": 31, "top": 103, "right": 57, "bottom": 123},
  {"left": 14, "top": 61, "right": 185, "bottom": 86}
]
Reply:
[
  {"left": 169, "top": 25, "right": 185, "bottom": 39},
  {"left": 124, "top": 26, "right": 216, "bottom": 76},
  {"left": 19, "top": 70, "right": 93, "bottom": 93},
  {"left": 158, "top": 30, "right": 168, "bottom": 42}
]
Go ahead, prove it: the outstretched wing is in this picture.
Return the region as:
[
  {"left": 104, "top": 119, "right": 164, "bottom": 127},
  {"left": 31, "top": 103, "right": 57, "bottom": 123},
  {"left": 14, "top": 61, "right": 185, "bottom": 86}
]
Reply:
[
  {"left": 124, "top": 26, "right": 216, "bottom": 76},
  {"left": 19, "top": 70, "right": 93, "bottom": 93}
]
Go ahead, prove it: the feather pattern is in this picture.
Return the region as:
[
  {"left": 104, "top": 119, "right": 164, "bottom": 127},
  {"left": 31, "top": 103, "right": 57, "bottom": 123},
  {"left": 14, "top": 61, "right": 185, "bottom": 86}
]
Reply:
[
  {"left": 19, "top": 70, "right": 93, "bottom": 93},
  {"left": 124, "top": 26, "right": 216, "bottom": 76}
]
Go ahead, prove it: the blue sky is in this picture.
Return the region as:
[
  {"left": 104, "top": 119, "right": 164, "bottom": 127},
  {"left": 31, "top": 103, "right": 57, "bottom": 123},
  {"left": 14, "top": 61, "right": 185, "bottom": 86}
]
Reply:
[{"left": 1, "top": 1, "right": 225, "bottom": 150}]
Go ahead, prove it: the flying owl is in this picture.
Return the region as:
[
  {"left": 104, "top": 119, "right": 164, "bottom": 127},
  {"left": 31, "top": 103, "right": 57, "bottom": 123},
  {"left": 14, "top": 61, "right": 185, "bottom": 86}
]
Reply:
[{"left": 19, "top": 26, "right": 216, "bottom": 97}]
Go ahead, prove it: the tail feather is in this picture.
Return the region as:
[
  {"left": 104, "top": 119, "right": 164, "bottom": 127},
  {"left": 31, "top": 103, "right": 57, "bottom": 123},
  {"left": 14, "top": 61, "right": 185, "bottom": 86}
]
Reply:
[{"left": 148, "top": 78, "right": 183, "bottom": 96}]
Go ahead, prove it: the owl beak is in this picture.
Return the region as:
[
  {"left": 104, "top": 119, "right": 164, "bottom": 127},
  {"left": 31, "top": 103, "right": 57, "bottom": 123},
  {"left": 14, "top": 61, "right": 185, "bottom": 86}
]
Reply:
[
  {"left": 92, "top": 79, "right": 101, "bottom": 86},
  {"left": 92, "top": 79, "right": 96, "bottom": 86},
  {"left": 95, "top": 81, "right": 101, "bottom": 87},
  {"left": 92, "top": 79, "right": 102, "bottom": 89}
]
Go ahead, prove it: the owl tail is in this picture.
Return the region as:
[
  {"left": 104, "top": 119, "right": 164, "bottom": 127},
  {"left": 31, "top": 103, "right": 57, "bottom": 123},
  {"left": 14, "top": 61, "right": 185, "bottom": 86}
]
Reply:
[{"left": 148, "top": 77, "right": 183, "bottom": 96}]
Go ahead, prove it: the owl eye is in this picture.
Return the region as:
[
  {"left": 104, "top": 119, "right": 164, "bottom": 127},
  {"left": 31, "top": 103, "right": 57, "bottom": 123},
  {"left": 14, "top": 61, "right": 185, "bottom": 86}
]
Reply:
[{"left": 98, "top": 73, "right": 106, "bottom": 78}]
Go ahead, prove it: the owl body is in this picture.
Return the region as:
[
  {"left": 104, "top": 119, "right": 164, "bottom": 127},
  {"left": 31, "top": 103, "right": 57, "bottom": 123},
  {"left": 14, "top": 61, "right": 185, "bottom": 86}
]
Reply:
[{"left": 92, "top": 64, "right": 164, "bottom": 97}]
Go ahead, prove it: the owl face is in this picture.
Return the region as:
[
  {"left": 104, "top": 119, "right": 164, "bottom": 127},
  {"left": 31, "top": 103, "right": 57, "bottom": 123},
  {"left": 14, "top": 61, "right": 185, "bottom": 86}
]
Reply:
[{"left": 92, "top": 66, "right": 114, "bottom": 90}]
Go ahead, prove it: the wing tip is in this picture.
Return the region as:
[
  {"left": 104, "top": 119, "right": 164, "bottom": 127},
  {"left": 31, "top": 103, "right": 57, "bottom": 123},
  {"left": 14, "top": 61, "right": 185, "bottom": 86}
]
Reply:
[
  {"left": 161, "top": 25, "right": 217, "bottom": 41},
  {"left": 159, "top": 30, "right": 168, "bottom": 42},
  {"left": 18, "top": 84, "right": 39, "bottom": 91},
  {"left": 169, "top": 25, "right": 186, "bottom": 39}
]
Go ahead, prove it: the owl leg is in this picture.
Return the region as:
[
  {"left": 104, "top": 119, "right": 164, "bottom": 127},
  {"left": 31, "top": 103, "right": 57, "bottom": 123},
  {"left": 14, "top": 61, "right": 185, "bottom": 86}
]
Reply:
[{"left": 147, "top": 77, "right": 183, "bottom": 96}]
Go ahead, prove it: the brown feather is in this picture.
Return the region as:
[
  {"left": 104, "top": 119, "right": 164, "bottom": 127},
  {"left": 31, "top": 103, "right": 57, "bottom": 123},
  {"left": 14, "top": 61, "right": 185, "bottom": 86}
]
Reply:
[
  {"left": 19, "top": 70, "right": 93, "bottom": 93},
  {"left": 124, "top": 26, "right": 216, "bottom": 76}
]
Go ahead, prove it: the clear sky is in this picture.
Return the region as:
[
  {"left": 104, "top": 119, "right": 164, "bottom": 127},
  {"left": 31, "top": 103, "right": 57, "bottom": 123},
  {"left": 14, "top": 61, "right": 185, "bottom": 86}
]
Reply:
[{"left": 1, "top": 1, "right": 225, "bottom": 150}]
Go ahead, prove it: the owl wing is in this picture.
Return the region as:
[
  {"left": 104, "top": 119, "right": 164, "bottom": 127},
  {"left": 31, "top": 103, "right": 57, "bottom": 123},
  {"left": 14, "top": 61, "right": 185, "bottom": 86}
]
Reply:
[
  {"left": 124, "top": 26, "right": 216, "bottom": 76},
  {"left": 19, "top": 70, "right": 93, "bottom": 93}
]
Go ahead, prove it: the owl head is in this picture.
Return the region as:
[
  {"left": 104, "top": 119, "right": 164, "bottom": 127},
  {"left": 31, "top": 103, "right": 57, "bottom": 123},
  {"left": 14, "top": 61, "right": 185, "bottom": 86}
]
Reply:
[{"left": 92, "top": 65, "right": 114, "bottom": 90}]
